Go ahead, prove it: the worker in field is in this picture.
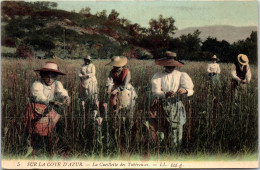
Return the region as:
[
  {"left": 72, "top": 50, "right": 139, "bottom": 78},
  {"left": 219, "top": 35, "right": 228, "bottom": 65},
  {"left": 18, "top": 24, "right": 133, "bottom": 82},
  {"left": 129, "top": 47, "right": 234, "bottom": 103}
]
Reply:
[
  {"left": 207, "top": 55, "right": 221, "bottom": 86},
  {"left": 106, "top": 56, "right": 137, "bottom": 113},
  {"left": 105, "top": 56, "right": 137, "bottom": 154},
  {"left": 79, "top": 55, "right": 98, "bottom": 101},
  {"left": 23, "top": 62, "right": 70, "bottom": 156},
  {"left": 231, "top": 54, "right": 251, "bottom": 98},
  {"left": 150, "top": 51, "right": 194, "bottom": 148}
]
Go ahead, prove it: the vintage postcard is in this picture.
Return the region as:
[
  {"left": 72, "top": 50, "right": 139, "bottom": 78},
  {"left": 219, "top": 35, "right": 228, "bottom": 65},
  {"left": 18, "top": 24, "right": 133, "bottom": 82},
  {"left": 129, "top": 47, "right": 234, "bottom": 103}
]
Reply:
[{"left": 1, "top": 0, "right": 258, "bottom": 169}]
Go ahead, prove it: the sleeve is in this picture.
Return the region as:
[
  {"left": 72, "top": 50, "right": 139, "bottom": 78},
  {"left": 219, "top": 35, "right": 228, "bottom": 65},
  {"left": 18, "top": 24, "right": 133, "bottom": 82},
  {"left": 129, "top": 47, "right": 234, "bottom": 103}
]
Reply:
[
  {"left": 151, "top": 73, "right": 165, "bottom": 98},
  {"left": 246, "top": 66, "right": 252, "bottom": 83},
  {"left": 231, "top": 64, "right": 241, "bottom": 81},
  {"left": 216, "top": 64, "right": 221, "bottom": 74},
  {"left": 55, "top": 81, "right": 69, "bottom": 98},
  {"left": 207, "top": 64, "right": 212, "bottom": 73},
  {"left": 79, "top": 66, "right": 83, "bottom": 77},
  {"left": 87, "top": 64, "right": 96, "bottom": 78},
  {"left": 31, "top": 81, "right": 48, "bottom": 104},
  {"left": 180, "top": 72, "right": 194, "bottom": 96}
]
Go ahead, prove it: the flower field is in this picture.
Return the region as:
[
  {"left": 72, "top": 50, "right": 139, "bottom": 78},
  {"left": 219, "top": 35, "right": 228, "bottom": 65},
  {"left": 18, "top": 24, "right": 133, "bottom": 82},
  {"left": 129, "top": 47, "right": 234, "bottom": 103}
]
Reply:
[{"left": 1, "top": 58, "right": 258, "bottom": 159}]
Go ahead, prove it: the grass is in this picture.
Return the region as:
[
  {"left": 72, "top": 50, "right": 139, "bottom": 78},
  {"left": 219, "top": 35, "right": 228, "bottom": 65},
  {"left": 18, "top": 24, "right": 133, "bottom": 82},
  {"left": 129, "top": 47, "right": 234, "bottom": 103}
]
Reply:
[{"left": 1, "top": 57, "right": 258, "bottom": 160}]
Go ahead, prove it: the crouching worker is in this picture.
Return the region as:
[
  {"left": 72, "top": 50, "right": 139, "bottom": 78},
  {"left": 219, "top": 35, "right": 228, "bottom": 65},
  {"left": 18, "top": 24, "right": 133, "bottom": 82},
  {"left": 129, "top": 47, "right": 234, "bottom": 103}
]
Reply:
[
  {"left": 150, "top": 51, "right": 194, "bottom": 149},
  {"left": 105, "top": 56, "right": 138, "bottom": 154},
  {"left": 23, "top": 62, "right": 70, "bottom": 156},
  {"left": 231, "top": 54, "right": 251, "bottom": 100}
]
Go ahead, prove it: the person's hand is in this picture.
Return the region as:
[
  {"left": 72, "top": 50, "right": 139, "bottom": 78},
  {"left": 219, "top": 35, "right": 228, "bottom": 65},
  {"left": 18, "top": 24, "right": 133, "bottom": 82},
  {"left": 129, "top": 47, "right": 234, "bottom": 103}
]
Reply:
[
  {"left": 111, "top": 89, "right": 119, "bottom": 95},
  {"left": 63, "top": 96, "right": 70, "bottom": 106},
  {"left": 165, "top": 91, "right": 175, "bottom": 98},
  {"left": 241, "top": 79, "right": 246, "bottom": 84},
  {"left": 177, "top": 88, "right": 188, "bottom": 95}
]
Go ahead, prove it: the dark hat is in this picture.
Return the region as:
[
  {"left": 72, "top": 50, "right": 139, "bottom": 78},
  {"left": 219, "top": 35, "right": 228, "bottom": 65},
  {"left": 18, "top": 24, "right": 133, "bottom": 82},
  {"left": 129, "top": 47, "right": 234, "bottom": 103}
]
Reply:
[{"left": 155, "top": 51, "right": 184, "bottom": 67}]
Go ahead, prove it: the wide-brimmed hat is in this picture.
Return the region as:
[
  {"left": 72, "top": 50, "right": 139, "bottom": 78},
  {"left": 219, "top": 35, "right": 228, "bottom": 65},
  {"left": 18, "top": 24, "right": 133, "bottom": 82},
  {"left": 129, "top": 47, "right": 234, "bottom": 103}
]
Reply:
[
  {"left": 237, "top": 54, "right": 249, "bottom": 65},
  {"left": 106, "top": 56, "right": 127, "bottom": 67},
  {"left": 35, "top": 62, "right": 66, "bottom": 75},
  {"left": 84, "top": 55, "right": 91, "bottom": 61},
  {"left": 212, "top": 55, "right": 219, "bottom": 60},
  {"left": 155, "top": 51, "right": 184, "bottom": 67}
]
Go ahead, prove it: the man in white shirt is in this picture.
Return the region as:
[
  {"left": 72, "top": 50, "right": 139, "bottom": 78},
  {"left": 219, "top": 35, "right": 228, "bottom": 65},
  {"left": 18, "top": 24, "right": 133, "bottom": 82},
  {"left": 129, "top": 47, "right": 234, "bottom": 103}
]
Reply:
[
  {"left": 150, "top": 51, "right": 194, "bottom": 148},
  {"left": 207, "top": 55, "right": 221, "bottom": 86},
  {"left": 231, "top": 54, "right": 251, "bottom": 98}
]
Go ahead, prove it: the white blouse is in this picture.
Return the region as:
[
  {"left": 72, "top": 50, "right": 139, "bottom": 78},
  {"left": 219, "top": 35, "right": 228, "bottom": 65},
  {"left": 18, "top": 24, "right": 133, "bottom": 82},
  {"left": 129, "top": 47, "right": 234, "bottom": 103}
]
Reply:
[
  {"left": 151, "top": 70, "right": 194, "bottom": 98},
  {"left": 31, "top": 81, "right": 69, "bottom": 104},
  {"left": 79, "top": 64, "right": 97, "bottom": 80},
  {"left": 231, "top": 64, "right": 251, "bottom": 83},
  {"left": 207, "top": 63, "right": 220, "bottom": 74}
]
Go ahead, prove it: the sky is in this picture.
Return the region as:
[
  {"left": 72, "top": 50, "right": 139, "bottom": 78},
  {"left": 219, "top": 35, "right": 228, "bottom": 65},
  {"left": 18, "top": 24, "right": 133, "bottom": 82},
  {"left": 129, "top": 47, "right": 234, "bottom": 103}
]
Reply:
[{"left": 55, "top": 0, "right": 258, "bottom": 30}]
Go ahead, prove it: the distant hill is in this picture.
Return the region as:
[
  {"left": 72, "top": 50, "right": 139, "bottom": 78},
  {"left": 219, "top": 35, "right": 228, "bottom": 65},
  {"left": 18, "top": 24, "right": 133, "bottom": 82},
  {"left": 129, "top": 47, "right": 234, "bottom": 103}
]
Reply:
[{"left": 173, "top": 25, "right": 257, "bottom": 43}]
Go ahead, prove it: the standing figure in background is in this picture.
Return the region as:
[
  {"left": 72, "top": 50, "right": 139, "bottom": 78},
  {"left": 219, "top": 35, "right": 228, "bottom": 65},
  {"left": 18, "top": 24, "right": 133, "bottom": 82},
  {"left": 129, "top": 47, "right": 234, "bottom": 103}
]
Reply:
[
  {"left": 207, "top": 55, "right": 221, "bottom": 86},
  {"left": 150, "top": 51, "right": 194, "bottom": 148},
  {"left": 231, "top": 54, "right": 251, "bottom": 98},
  {"left": 79, "top": 56, "right": 98, "bottom": 101},
  {"left": 23, "top": 62, "right": 70, "bottom": 156}
]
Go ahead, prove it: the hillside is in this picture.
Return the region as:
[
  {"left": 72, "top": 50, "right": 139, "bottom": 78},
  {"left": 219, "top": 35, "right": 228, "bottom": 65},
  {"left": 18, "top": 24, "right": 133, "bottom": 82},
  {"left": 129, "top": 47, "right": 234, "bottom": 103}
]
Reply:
[
  {"left": 1, "top": 1, "right": 151, "bottom": 59},
  {"left": 1, "top": 1, "right": 257, "bottom": 62},
  {"left": 173, "top": 25, "right": 257, "bottom": 43}
]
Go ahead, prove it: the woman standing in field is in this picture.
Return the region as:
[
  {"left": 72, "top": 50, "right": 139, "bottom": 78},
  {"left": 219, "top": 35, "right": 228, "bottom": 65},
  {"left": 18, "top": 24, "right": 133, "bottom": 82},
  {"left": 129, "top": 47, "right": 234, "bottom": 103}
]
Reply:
[
  {"left": 231, "top": 54, "right": 251, "bottom": 98},
  {"left": 23, "top": 62, "right": 70, "bottom": 155},
  {"left": 207, "top": 55, "right": 221, "bottom": 85},
  {"left": 105, "top": 56, "right": 137, "bottom": 154},
  {"left": 150, "top": 51, "right": 194, "bottom": 148},
  {"left": 106, "top": 56, "right": 137, "bottom": 113},
  {"left": 79, "top": 56, "right": 98, "bottom": 100}
]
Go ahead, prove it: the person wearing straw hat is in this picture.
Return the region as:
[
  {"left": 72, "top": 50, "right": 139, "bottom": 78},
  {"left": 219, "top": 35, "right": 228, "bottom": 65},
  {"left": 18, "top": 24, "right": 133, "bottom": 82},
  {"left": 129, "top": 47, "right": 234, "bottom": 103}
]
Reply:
[
  {"left": 231, "top": 54, "right": 251, "bottom": 98},
  {"left": 207, "top": 55, "right": 221, "bottom": 85},
  {"left": 105, "top": 56, "right": 138, "bottom": 154},
  {"left": 106, "top": 56, "right": 137, "bottom": 112},
  {"left": 150, "top": 51, "right": 194, "bottom": 148},
  {"left": 79, "top": 55, "right": 98, "bottom": 100},
  {"left": 23, "top": 61, "right": 70, "bottom": 155}
]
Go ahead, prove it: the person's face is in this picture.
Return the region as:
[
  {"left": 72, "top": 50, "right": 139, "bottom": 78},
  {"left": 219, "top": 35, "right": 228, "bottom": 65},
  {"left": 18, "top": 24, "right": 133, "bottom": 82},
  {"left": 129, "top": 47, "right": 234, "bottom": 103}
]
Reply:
[
  {"left": 41, "top": 72, "right": 58, "bottom": 86},
  {"left": 213, "top": 60, "right": 217, "bottom": 63},
  {"left": 84, "top": 59, "right": 91, "bottom": 65},
  {"left": 164, "top": 66, "right": 175, "bottom": 73},
  {"left": 113, "top": 66, "right": 123, "bottom": 72}
]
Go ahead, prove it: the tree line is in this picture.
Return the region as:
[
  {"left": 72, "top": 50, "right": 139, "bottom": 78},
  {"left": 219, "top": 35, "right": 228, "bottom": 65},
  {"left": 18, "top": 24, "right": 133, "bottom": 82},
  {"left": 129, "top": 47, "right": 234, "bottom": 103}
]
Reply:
[{"left": 2, "top": 2, "right": 257, "bottom": 63}]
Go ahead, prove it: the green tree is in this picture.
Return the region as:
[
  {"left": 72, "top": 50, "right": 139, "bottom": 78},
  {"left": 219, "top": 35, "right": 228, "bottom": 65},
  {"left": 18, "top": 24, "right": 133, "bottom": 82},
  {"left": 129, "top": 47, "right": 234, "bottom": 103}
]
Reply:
[{"left": 146, "top": 15, "right": 177, "bottom": 58}]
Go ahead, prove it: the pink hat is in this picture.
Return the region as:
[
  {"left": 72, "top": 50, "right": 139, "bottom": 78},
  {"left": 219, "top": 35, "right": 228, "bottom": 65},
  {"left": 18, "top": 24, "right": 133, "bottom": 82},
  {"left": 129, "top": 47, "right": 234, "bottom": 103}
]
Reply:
[{"left": 35, "top": 62, "right": 66, "bottom": 75}]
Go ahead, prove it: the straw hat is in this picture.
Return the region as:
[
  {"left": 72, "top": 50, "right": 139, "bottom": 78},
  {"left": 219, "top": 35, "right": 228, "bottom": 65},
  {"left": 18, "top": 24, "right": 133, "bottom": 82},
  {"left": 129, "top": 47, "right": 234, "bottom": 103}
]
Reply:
[
  {"left": 165, "top": 51, "right": 177, "bottom": 57},
  {"left": 106, "top": 56, "right": 127, "bottom": 67},
  {"left": 237, "top": 54, "right": 249, "bottom": 65},
  {"left": 35, "top": 62, "right": 66, "bottom": 75},
  {"left": 212, "top": 55, "right": 219, "bottom": 60},
  {"left": 155, "top": 51, "right": 184, "bottom": 67},
  {"left": 84, "top": 55, "right": 91, "bottom": 61}
]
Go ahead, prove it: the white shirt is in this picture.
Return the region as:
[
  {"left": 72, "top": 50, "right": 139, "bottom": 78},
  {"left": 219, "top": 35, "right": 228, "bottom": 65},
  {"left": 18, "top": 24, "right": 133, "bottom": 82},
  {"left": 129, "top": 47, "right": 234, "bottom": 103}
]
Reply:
[
  {"left": 79, "top": 63, "right": 96, "bottom": 80},
  {"left": 231, "top": 64, "right": 251, "bottom": 83},
  {"left": 31, "top": 80, "right": 69, "bottom": 104},
  {"left": 79, "top": 64, "right": 97, "bottom": 88},
  {"left": 207, "top": 63, "right": 220, "bottom": 74},
  {"left": 151, "top": 70, "right": 194, "bottom": 98}
]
